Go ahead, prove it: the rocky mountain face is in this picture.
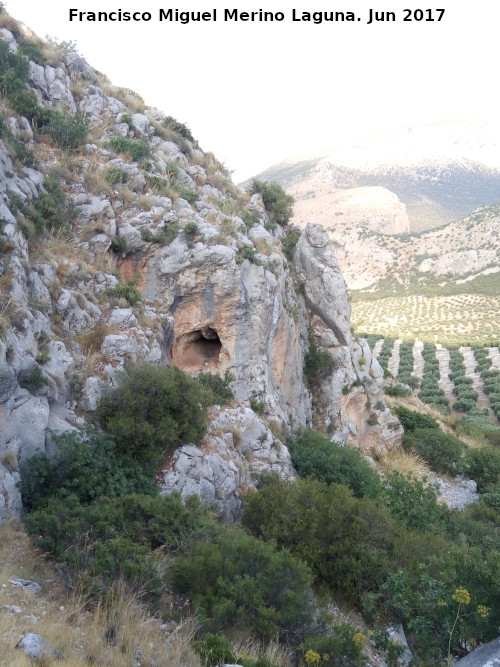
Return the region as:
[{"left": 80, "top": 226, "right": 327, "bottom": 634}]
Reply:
[
  {"left": 0, "top": 22, "right": 401, "bottom": 523},
  {"left": 253, "top": 122, "right": 500, "bottom": 302},
  {"left": 255, "top": 119, "right": 500, "bottom": 232}
]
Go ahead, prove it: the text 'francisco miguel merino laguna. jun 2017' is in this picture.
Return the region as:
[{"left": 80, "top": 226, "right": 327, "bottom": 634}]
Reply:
[{"left": 68, "top": 8, "right": 446, "bottom": 25}]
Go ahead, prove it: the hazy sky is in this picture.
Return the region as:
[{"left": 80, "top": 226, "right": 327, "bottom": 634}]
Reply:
[{"left": 7, "top": 0, "right": 499, "bottom": 181}]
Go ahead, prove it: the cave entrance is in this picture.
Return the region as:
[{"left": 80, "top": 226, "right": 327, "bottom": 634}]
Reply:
[{"left": 174, "top": 327, "right": 222, "bottom": 373}]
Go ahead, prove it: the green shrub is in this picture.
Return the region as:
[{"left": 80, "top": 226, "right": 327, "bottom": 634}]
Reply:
[
  {"left": 18, "top": 42, "right": 46, "bottom": 64},
  {"left": 39, "top": 109, "right": 89, "bottom": 149},
  {"left": 304, "top": 342, "right": 334, "bottom": 386},
  {"left": 105, "top": 165, "right": 129, "bottom": 185},
  {"left": 163, "top": 115, "right": 195, "bottom": 142},
  {"left": 302, "top": 623, "right": 365, "bottom": 667},
  {"left": 287, "top": 429, "right": 382, "bottom": 498},
  {"left": 395, "top": 406, "right": 440, "bottom": 432},
  {"left": 383, "top": 472, "right": 447, "bottom": 532},
  {"left": 110, "top": 235, "right": 127, "bottom": 254},
  {"left": 22, "top": 178, "right": 75, "bottom": 232},
  {"left": 107, "top": 136, "right": 152, "bottom": 161},
  {"left": 183, "top": 220, "right": 199, "bottom": 240},
  {"left": 97, "top": 364, "right": 212, "bottom": 465},
  {"left": 17, "top": 365, "right": 47, "bottom": 393},
  {"left": 18, "top": 429, "right": 158, "bottom": 512},
  {"left": 104, "top": 279, "right": 141, "bottom": 305},
  {"left": 11, "top": 138, "right": 37, "bottom": 167},
  {"left": 198, "top": 371, "right": 234, "bottom": 405},
  {"left": 384, "top": 383, "right": 410, "bottom": 397},
  {"left": 192, "top": 634, "right": 235, "bottom": 666},
  {"left": 0, "top": 39, "right": 29, "bottom": 96},
  {"left": 25, "top": 492, "right": 214, "bottom": 590},
  {"left": 173, "top": 525, "right": 314, "bottom": 639},
  {"left": 250, "top": 398, "right": 266, "bottom": 415},
  {"left": 249, "top": 179, "right": 294, "bottom": 227},
  {"left": 462, "top": 448, "right": 500, "bottom": 492},
  {"left": 177, "top": 186, "right": 198, "bottom": 205},
  {"left": 238, "top": 244, "right": 258, "bottom": 263},
  {"left": 281, "top": 226, "right": 301, "bottom": 261},
  {"left": 242, "top": 478, "right": 405, "bottom": 607},
  {"left": 402, "top": 428, "right": 465, "bottom": 475}
]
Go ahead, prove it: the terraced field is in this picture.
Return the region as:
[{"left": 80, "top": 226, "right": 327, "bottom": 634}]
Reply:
[
  {"left": 352, "top": 294, "right": 500, "bottom": 347},
  {"left": 366, "top": 337, "right": 500, "bottom": 424}
]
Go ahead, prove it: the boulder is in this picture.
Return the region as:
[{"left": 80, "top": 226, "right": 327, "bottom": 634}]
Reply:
[{"left": 455, "top": 638, "right": 500, "bottom": 666}]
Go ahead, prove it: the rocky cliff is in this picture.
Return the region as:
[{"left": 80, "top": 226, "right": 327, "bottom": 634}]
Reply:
[{"left": 0, "top": 19, "right": 401, "bottom": 523}]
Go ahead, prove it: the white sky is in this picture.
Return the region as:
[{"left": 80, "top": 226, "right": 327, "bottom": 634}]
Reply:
[{"left": 7, "top": 0, "right": 500, "bottom": 181}]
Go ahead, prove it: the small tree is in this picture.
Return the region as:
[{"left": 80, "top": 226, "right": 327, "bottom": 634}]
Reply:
[
  {"left": 249, "top": 179, "right": 294, "bottom": 227},
  {"left": 97, "top": 365, "right": 212, "bottom": 466}
]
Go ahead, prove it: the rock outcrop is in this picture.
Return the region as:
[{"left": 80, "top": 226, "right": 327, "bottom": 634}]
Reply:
[{"left": 0, "top": 24, "right": 401, "bottom": 522}]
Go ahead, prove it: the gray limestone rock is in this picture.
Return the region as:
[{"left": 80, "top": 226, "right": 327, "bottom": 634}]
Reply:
[
  {"left": 161, "top": 408, "right": 295, "bottom": 521},
  {"left": 79, "top": 376, "right": 109, "bottom": 412},
  {"left": 294, "top": 223, "right": 352, "bottom": 347},
  {"left": 455, "top": 638, "right": 500, "bottom": 666},
  {"left": 16, "top": 633, "right": 60, "bottom": 661}
]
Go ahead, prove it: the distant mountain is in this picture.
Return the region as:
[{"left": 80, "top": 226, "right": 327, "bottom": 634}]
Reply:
[{"left": 255, "top": 119, "right": 500, "bottom": 232}]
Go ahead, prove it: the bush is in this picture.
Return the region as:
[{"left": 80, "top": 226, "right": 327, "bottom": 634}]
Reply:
[
  {"left": 198, "top": 371, "right": 234, "bottom": 405},
  {"left": 302, "top": 624, "right": 365, "bottom": 667},
  {"left": 249, "top": 179, "right": 294, "bottom": 227},
  {"left": 97, "top": 365, "right": 212, "bottom": 465},
  {"left": 183, "top": 220, "right": 199, "bottom": 241},
  {"left": 304, "top": 342, "right": 334, "bottom": 386},
  {"left": 105, "top": 165, "right": 129, "bottom": 185},
  {"left": 163, "top": 115, "right": 195, "bottom": 142},
  {"left": 286, "top": 429, "right": 382, "bottom": 498},
  {"left": 192, "top": 634, "right": 235, "bottom": 666},
  {"left": 17, "top": 365, "right": 47, "bottom": 393},
  {"left": 383, "top": 472, "right": 447, "bottom": 532},
  {"left": 110, "top": 235, "right": 127, "bottom": 254},
  {"left": 107, "top": 136, "right": 152, "bottom": 161},
  {"left": 18, "top": 429, "right": 158, "bottom": 512},
  {"left": 384, "top": 383, "right": 410, "bottom": 397},
  {"left": 22, "top": 178, "right": 75, "bottom": 232},
  {"left": 25, "top": 492, "right": 215, "bottom": 590},
  {"left": 173, "top": 525, "right": 314, "bottom": 639},
  {"left": 104, "top": 279, "right": 141, "bottom": 305},
  {"left": 39, "top": 109, "right": 89, "bottom": 149},
  {"left": 402, "top": 428, "right": 465, "bottom": 475},
  {"left": 462, "top": 448, "right": 500, "bottom": 492},
  {"left": 281, "top": 226, "right": 301, "bottom": 261},
  {"left": 395, "top": 406, "right": 440, "bottom": 432},
  {"left": 242, "top": 478, "right": 404, "bottom": 607}
]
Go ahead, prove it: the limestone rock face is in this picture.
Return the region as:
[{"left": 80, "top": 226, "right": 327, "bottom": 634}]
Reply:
[
  {"left": 160, "top": 407, "right": 295, "bottom": 521},
  {"left": 144, "top": 234, "right": 311, "bottom": 426}
]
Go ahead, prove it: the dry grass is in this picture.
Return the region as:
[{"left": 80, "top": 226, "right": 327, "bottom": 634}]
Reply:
[
  {"left": 75, "top": 323, "right": 115, "bottom": 356},
  {"left": 231, "top": 637, "right": 292, "bottom": 666},
  {"left": 0, "top": 519, "right": 204, "bottom": 667},
  {"left": 376, "top": 447, "right": 431, "bottom": 479}
]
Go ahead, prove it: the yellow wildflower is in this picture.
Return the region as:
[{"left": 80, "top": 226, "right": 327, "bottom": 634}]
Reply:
[
  {"left": 437, "top": 599, "right": 448, "bottom": 606},
  {"left": 452, "top": 587, "right": 471, "bottom": 605},
  {"left": 353, "top": 632, "right": 366, "bottom": 648},
  {"left": 477, "top": 605, "right": 489, "bottom": 618},
  {"left": 305, "top": 649, "right": 321, "bottom": 665}
]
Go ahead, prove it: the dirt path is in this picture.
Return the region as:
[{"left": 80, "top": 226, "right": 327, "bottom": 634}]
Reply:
[
  {"left": 412, "top": 340, "right": 424, "bottom": 379},
  {"left": 388, "top": 339, "right": 401, "bottom": 377},
  {"left": 436, "top": 344, "right": 455, "bottom": 406},
  {"left": 372, "top": 339, "right": 384, "bottom": 360}
]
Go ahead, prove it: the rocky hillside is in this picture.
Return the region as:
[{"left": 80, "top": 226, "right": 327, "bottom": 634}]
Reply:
[{"left": 0, "top": 17, "right": 401, "bottom": 523}]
